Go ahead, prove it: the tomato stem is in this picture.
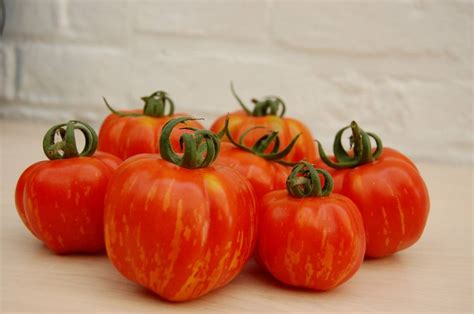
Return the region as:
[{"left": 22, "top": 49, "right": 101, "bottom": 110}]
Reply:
[
  {"left": 317, "top": 121, "right": 383, "bottom": 169},
  {"left": 42, "top": 120, "right": 98, "bottom": 160},
  {"left": 230, "top": 82, "right": 286, "bottom": 117},
  {"left": 103, "top": 90, "right": 175, "bottom": 118},
  {"left": 224, "top": 117, "right": 300, "bottom": 164},
  {"left": 286, "top": 161, "right": 333, "bottom": 198},
  {"left": 214, "top": 114, "right": 230, "bottom": 139},
  {"left": 159, "top": 117, "right": 220, "bottom": 169}
]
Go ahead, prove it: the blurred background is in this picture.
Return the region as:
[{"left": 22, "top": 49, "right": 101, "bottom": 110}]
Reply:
[{"left": 0, "top": 0, "right": 472, "bottom": 164}]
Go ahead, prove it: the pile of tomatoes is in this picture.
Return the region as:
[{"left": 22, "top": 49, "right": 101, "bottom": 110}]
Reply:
[{"left": 15, "top": 86, "right": 430, "bottom": 301}]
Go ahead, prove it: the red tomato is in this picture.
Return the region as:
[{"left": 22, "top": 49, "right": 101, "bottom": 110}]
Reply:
[
  {"left": 258, "top": 162, "right": 366, "bottom": 290},
  {"left": 15, "top": 121, "right": 121, "bottom": 254},
  {"left": 104, "top": 117, "right": 257, "bottom": 301},
  {"left": 210, "top": 84, "right": 317, "bottom": 162},
  {"left": 98, "top": 91, "right": 204, "bottom": 160},
  {"left": 317, "top": 121, "right": 430, "bottom": 258}
]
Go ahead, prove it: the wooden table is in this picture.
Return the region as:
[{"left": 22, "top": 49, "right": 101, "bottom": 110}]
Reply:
[{"left": 1, "top": 120, "right": 472, "bottom": 312}]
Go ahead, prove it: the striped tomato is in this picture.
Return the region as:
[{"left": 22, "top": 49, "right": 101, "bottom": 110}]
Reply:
[
  {"left": 15, "top": 121, "right": 121, "bottom": 254},
  {"left": 317, "top": 121, "right": 430, "bottom": 258},
  {"left": 258, "top": 162, "right": 365, "bottom": 290},
  {"left": 104, "top": 117, "right": 257, "bottom": 301}
]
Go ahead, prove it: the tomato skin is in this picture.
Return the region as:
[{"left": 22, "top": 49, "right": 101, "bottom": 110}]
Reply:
[
  {"left": 104, "top": 155, "right": 257, "bottom": 301},
  {"left": 340, "top": 160, "right": 429, "bottom": 257},
  {"left": 315, "top": 148, "right": 429, "bottom": 257},
  {"left": 15, "top": 153, "right": 121, "bottom": 254},
  {"left": 15, "top": 161, "right": 48, "bottom": 238},
  {"left": 93, "top": 151, "right": 123, "bottom": 169},
  {"left": 215, "top": 143, "right": 291, "bottom": 202},
  {"left": 378, "top": 147, "right": 418, "bottom": 169},
  {"left": 98, "top": 111, "right": 204, "bottom": 160},
  {"left": 210, "top": 111, "right": 317, "bottom": 162},
  {"left": 258, "top": 191, "right": 365, "bottom": 290}
]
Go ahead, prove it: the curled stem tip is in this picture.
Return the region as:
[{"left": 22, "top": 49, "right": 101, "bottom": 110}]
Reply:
[
  {"left": 42, "top": 120, "right": 98, "bottom": 160},
  {"left": 104, "top": 90, "right": 175, "bottom": 118},
  {"left": 215, "top": 114, "right": 230, "bottom": 139},
  {"left": 286, "top": 161, "right": 333, "bottom": 198},
  {"left": 224, "top": 121, "right": 300, "bottom": 163},
  {"left": 159, "top": 117, "right": 220, "bottom": 169},
  {"left": 230, "top": 82, "right": 286, "bottom": 117},
  {"left": 318, "top": 121, "right": 383, "bottom": 169}
]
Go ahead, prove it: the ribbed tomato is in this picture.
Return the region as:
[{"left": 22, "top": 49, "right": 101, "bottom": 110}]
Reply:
[
  {"left": 104, "top": 117, "right": 257, "bottom": 301},
  {"left": 317, "top": 121, "right": 430, "bottom": 258},
  {"left": 210, "top": 84, "right": 317, "bottom": 162},
  {"left": 98, "top": 91, "right": 204, "bottom": 160},
  {"left": 15, "top": 121, "right": 121, "bottom": 254},
  {"left": 258, "top": 162, "right": 365, "bottom": 290}
]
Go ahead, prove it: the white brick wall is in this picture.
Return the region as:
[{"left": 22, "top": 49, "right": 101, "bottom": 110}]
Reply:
[{"left": 0, "top": 0, "right": 472, "bottom": 164}]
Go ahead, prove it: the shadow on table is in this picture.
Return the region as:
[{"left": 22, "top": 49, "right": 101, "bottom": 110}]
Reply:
[{"left": 363, "top": 252, "right": 407, "bottom": 268}]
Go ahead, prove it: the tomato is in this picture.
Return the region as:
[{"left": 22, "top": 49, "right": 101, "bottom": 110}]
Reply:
[
  {"left": 210, "top": 84, "right": 317, "bottom": 162},
  {"left": 104, "top": 117, "right": 257, "bottom": 301},
  {"left": 98, "top": 91, "right": 204, "bottom": 160},
  {"left": 15, "top": 121, "right": 121, "bottom": 254},
  {"left": 317, "top": 121, "right": 430, "bottom": 258},
  {"left": 258, "top": 162, "right": 366, "bottom": 290}
]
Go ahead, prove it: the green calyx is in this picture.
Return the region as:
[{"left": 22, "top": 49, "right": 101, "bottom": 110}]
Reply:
[
  {"left": 42, "top": 120, "right": 98, "bottom": 160},
  {"left": 317, "top": 121, "right": 383, "bottom": 169},
  {"left": 223, "top": 117, "right": 300, "bottom": 165},
  {"left": 286, "top": 161, "right": 333, "bottom": 198},
  {"left": 159, "top": 117, "right": 220, "bottom": 169},
  {"left": 230, "top": 82, "right": 286, "bottom": 117},
  {"left": 103, "top": 90, "right": 175, "bottom": 118}
]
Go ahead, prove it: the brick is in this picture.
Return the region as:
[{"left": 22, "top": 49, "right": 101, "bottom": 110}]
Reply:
[
  {"left": 0, "top": 43, "right": 16, "bottom": 100},
  {"left": 3, "top": 0, "right": 58, "bottom": 38},
  {"left": 135, "top": 0, "right": 267, "bottom": 41},
  {"left": 270, "top": 1, "right": 472, "bottom": 64},
  {"left": 16, "top": 43, "right": 131, "bottom": 107},
  {"left": 68, "top": 0, "right": 132, "bottom": 44}
]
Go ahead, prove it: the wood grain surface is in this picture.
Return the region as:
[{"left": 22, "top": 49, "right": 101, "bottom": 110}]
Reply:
[{"left": 1, "top": 120, "right": 472, "bottom": 312}]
